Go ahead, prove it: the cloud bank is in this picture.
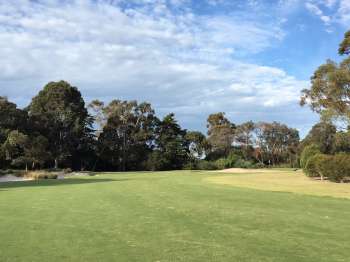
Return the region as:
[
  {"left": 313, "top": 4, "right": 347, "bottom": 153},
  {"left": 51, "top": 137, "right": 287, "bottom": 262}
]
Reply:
[{"left": 0, "top": 0, "right": 313, "bottom": 134}]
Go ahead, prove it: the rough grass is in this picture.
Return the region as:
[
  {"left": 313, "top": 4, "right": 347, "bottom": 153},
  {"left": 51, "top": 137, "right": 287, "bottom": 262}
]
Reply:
[
  {"left": 207, "top": 168, "right": 350, "bottom": 199},
  {"left": 0, "top": 170, "right": 350, "bottom": 261}
]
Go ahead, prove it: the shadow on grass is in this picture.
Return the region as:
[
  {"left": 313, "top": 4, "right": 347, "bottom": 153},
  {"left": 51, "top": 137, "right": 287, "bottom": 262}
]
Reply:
[{"left": 0, "top": 178, "right": 129, "bottom": 190}]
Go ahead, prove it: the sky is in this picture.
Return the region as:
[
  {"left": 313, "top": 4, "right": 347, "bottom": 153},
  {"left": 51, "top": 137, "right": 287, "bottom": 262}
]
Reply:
[{"left": 1, "top": 0, "right": 350, "bottom": 137}]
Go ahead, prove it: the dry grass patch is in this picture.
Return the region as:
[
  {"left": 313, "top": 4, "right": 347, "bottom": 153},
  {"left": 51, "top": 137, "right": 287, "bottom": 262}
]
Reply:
[
  {"left": 24, "top": 171, "right": 58, "bottom": 180},
  {"left": 206, "top": 169, "right": 350, "bottom": 199}
]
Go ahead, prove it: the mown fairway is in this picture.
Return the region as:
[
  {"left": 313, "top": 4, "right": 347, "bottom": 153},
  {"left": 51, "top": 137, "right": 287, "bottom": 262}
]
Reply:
[{"left": 1, "top": 170, "right": 350, "bottom": 262}]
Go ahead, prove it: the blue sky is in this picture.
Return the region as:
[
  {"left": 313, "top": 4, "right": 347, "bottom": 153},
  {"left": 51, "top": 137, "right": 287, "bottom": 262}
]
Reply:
[{"left": 0, "top": 0, "right": 350, "bottom": 136}]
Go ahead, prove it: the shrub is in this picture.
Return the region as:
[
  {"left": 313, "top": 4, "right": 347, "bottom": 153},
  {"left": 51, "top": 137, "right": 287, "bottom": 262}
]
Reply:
[
  {"left": 305, "top": 153, "right": 350, "bottom": 182},
  {"left": 300, "top": 144, "right": 321, "bottom": 169},
  {"left": 183, "top": 161, "right": 198, "bottom": 170},
  {"left": 305, "top": 154, "right": 322, "bottom": 177},
  {"left": 326, "top": 154, "right": 350, "bottom": 183},
  {"left": 253, "top": 162, "right": 265, "bottom": 169},
  {"left": 314, "top": 154, "right": 333, "bottom": 180},
  {"left": 225, "top": 153, "right": 241, "bottom": 168},
  {"left": 215, "top": 158, "right": 227, "bottom": 170},
  {"left": 197, "top": 160, "right": 218, "bottom": 170},
  {"left": 234, "top": 159, "right": 254, "bottom": 168}
]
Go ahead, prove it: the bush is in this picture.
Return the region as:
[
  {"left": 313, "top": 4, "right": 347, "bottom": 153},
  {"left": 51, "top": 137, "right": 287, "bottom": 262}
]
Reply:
[
  {"left": 234, "top": 159, "right": 254, "bottom": 168},
  {"left": 304, "top": 154, "right": 322, "bottom": 177},
  {"left": 145, "top": 151, "right": 170, "bottom": 171},
  {"left": 225, "top": 153, "right": 241, "bottom": 168},
  {"left": 304, "top": 153, "right": 350, "bottom": 182},
  {"left": 253, "top": 162, "right": 265, "bottom": 169},
  {"left": 215, "top": 158, "right": 227, "bottom": 170},
  {"left": 183, "top": 161, "right": 198, "bottom": 170},
  {"left": 326, "top": 154, "right": 350, "bottom": 183},
  {"left": 197, "top": 160, "right": 218, "bottom": 170},
  {"left": 300, "top": 144, "right": 321, "bottom": 169},
  {"left": 314, "top": 154, "right": 333, "bottom": 180}
]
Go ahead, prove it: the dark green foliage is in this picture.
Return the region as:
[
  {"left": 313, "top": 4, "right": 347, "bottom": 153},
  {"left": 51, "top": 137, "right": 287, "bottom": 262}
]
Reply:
[
  {"left": 152, "top": 113, "right": 189, "bottom": 170},
  {"left": 300, "top": 144, "right": 320, "bottom": 169},
  {"left": 145, "top": 150, "right": 171, "bottom": 171},
  {"left": 28, "top": 81, "right": 93, "bottom": 169},
  {"left": 334, "top": 131, "right": 350, "bottom": 153},
  {"left": 1, "top": 81, "right": 301, "bottom": 172},
  {"left": 97, "top": 100, "right": 156, "bottom": 171},
  {"left": 196, "top": 160, "right": 218, "bottom": 170},
  {"left": 302, "top": 122, "right": 336, "bottom": 154},
  {"left": 339, "top": 30, "right": 350, "bottom": 55}
]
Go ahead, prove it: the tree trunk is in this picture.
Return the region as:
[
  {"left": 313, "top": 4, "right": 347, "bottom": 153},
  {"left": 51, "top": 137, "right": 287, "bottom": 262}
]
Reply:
[
  {"left": 25, "top": 163, "right": 28, "bottom": 173},
  {"left": 32, "top": 161, "right": 35, "bottom": 170},
  {"left": 122, "top": 131, "right": 126, "bottom": 172},
  {"left": 54, "top": 159, "right": 58, "bottom": 169}
]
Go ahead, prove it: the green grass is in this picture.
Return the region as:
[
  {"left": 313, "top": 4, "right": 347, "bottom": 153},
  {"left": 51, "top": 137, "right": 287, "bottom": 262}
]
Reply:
[{"left": 1, "top": 170, "right": 350, "bottom": 261}]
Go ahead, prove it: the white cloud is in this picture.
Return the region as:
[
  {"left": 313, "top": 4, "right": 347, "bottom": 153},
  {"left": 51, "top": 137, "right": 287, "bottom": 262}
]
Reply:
[
  {"left": 337, "top": 0, "right": 350, "bottom": 25},
  {"left": 305, "top": 0, "right": 350, "bottom": 27},
  {"left": 306, "top": 2, "right": 323, "bottom": 16},
  {"left": 0, "top": 0, "right": 308, "bottom": 131}
]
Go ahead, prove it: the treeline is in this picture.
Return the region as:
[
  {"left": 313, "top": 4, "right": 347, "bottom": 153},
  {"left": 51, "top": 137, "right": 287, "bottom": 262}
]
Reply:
[
  {"left": 0, "top": 81, "right": 300, "bottom": 171},
  {"left": 299, "top": 30, "right": 350, "bottom": 182}
]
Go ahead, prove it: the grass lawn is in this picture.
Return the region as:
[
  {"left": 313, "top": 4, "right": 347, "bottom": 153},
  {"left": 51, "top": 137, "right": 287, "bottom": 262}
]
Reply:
[{"left": 1, "top": 170, "right": 350, "bottom": 262}]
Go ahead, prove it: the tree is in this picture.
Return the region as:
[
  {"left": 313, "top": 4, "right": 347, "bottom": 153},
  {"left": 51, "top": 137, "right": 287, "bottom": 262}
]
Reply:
[
  {"left": 1, "top": 130, "right": 30, "bottom": 170},
  {"left": 24, "top": 135, "right": 51, "bottom": 169},
  {"left": 98, "top": 100, "right": 156, "bottom": 171},
  {"left": 28, "top": 81, "right": 93, "bottom": 169},
  {"left": 234, "top": 121, "right": 255, "bottom": 160},
  {"left": 339, "top": 30, "right": 350, "bottom": 55},
  {"left": 0, "top": 97, "right": 28, "bottom": 168},
  {"left": 207, "top": 112, "right": 235, "bottom": 157},
  {"left": 301, "top": 30, "right": 350, "bottom": 124},
  {"left": 254, "top": 122, "right": 299, "bottom": 166},
  {"left": 334, "top": 131, "right": 350, "bottom": 153},
  {"left": 150, "top": 113, "right": 188, "bottom": 170},
  {"left": 88, "top": 99, "right": 107, "bottom": 137},
  {"left": 302, "top": 121, "right": 336, "bottom": 154},
  {"left": 0, "top": 97, "right": 27, "bottom": 142},
  {"left": 185, "top": 131, "right": 208, "bottom": 160}
]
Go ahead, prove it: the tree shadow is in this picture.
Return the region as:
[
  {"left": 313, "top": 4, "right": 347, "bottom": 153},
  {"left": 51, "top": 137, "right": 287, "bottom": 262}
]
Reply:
[{"left": 0, "top": 178, "right": 129, "bottom": 190}]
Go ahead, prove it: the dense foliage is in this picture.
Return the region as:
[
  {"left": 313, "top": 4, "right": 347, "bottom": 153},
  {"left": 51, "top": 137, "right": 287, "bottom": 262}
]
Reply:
[
  {"left": 300, "top": 30, "right": 350, "bottom": 183},
  {"left": 0, "top": 81, "right": 301, "bottom": 172}
]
